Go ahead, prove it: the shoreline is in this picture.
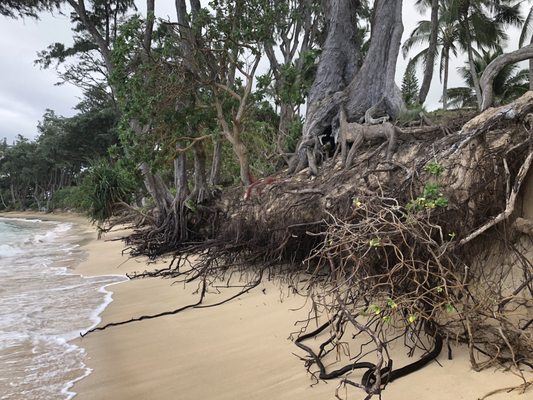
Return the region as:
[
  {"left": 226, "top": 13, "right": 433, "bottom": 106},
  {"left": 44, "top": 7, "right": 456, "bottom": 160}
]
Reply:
[
  {"left": 2, "top": 211, "right": 530, "bottom": 399},
  {"left": 0, "top": 211, "right": 130, "bottom": 400}
]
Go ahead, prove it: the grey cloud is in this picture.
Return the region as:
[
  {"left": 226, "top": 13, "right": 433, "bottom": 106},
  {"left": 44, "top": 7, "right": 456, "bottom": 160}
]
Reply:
[
  {"left": 0, "top": 10, "right": 82, "bottom": 143},
  {"left": 0, "top": 0, "right": 526, "bottom": 144}
]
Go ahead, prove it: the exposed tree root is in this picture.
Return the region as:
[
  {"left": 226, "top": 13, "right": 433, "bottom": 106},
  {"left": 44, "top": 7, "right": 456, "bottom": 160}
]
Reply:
[
  {"left": 80, "top": 272, "right": 263, "bottom": 337},
  {"left": 116, "top": 94, "right": 533, "bottom": 398}
]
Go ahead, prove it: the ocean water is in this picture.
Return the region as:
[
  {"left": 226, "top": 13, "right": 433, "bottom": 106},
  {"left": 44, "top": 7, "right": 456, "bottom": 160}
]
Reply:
[{"left": 0, "top": 217, "right": 127, "bottom": 399}]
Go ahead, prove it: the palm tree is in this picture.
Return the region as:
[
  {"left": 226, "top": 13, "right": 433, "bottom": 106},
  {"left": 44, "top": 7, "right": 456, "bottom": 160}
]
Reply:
[
  {"left": 413, "top": 0, "right": 439, "bottom": 104},
  {"left": 449, "top": 0, "right": 523, "bottom": 108},
  {"left": 402, "top": 1, "right": 460, "bottom": 110},
  {"left": 447, "top": 49, "right": 529, "bottom": 108}
]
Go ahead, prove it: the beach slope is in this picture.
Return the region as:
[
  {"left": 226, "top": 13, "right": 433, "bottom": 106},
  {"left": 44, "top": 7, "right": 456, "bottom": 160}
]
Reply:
[{"left": 71, "top": 225, "right": 531, "bottom": 400}]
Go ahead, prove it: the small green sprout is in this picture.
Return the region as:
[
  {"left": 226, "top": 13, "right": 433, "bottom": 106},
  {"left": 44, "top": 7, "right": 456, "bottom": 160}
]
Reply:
[
  {"left": 424, "top": 161, "right": 445, "bottom": 177},
  {"left": 369, "top": 304, "right": 382, "bottom": 315},
  {"left": 387, "top": 298, "right": 398, "bottom": 309},
  {"left": 445, "top": 303, "right": 456, "bottom": 313},
  {"left": 369, "top": 238, "right": 381, "bottom": 247}
]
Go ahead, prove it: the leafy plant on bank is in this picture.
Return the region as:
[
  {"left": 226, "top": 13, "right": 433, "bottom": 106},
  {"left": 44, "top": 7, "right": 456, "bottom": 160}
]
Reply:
[{"left": 407, "top": 161, "right": 449, "bottom": 211}]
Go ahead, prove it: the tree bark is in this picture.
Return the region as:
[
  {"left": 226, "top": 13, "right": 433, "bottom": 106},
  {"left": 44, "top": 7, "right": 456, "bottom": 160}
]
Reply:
[
  {"left": 143, "top": 0, "right": 155, "bottom": 54},
  {"left": 189, "top": 141, "right": 209, "bottom": 203},
  {"left": 290, "top": 0, "right": 405, "bottom": 174},
  {"left": 442, "top": 49, "right": 449, "bottom": 110},
  {"left": 10, "top": 183, "right": 16, "bottom": 207},
  {"left": 0, "top": 192, "right": 8, "bottom": 209},
  {"left": 461, "top": 18, "right": 483, "bottom": 109},
  {"left": 67, "top": 0, "right": 114, "bottom": 74},
  {"left": 418, "top": 0, "right": 438, "bottom": 104},
  {"left": 480, "top": 43, "right": 533, "bottom": 110},
  {"left": 345, "top": 0, "right": 405, "bottom": 118},
  {"left": 302, "top": 0, "right": 360, "bottom": 140},
  {"left": 140, "top": 162, "right": 174, "bottom": 224},
  {"left": 174, "top": 151, "right": 189, "bottom": 202},
  {"left": 209, "top": 133, "right": 222, "bottom": 187},
  {"left": 277, "top": 103, "right": 295, "bottom": 156},
  {"left": 190, "top": 0, "right": 201, "bottom": 13}
]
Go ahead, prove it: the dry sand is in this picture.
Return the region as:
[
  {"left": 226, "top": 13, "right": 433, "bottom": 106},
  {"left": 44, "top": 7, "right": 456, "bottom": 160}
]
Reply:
[{"left": 2, "top": 211, "right": 530, "bottom": 399}]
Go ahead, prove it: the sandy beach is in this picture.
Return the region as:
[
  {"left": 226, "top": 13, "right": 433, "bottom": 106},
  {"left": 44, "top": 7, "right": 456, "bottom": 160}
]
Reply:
[{"left": 2, "top": 211, "right": 530, "bottom": 400}]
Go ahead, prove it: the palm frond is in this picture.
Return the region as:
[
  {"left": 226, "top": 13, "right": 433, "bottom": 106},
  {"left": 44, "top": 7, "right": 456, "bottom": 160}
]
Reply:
[
  {"left": 519, "top": 6, "right": 533, "bottom": 47},
  {"left": 492, "top": 3, "right": 523, "bottom": 28},
  {"left": 446, "top": 86, "right": 477, "bottom": 109}
]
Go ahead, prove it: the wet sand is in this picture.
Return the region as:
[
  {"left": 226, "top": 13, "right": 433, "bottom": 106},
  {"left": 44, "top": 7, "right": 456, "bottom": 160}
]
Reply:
[{"left": 2, "top": 211, "right": 530, "bottom": 399}]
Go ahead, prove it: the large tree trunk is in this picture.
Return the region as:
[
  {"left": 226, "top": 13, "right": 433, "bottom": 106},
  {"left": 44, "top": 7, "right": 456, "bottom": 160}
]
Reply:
[
  {"left": 480, "top": 43, "right": 533, "bottom": 110},
  {"left": 307, "top": 0, "right": 360, "bottom": 108},
  {"left": 418, "top": 0, "right": 439, "bottom": 104},
  {"left": 291, "top": 0, "right": 405, "bottom": 174},
  {"left": 277, "top": 103, "right": 296, "bottom": 156},
  {"left": 301, "top": 0, "right": 360, "bottom": 141},
  {"left": 345, "top": 0, "right": 405, "bottom": 118}
]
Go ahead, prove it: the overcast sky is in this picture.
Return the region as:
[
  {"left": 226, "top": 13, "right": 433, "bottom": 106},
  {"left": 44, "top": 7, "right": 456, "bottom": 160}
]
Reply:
[{"left": 0, "top": 0, "right": 524, "bottom": 144}]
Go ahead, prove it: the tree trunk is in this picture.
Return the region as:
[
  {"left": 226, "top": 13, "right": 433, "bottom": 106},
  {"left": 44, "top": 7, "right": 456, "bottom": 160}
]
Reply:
[
  {"left": 442, "top": 49, "right": 449, "bottom": 110},
  {"left": 0, "top": 192, "right": 7, "bottom": 209},
  {"left": 277, "top": 103, "right": 295, "bottom": 156},
  {"left": 345, "top": 0, "right": 405, "bottom": 118},
  {"left": 67, "top": 0, "right": 114, "bottom": 74},
  {"left": 462, "top": 19, "right": 483, "bottom": 109},
  {"left": 189, "top": 141, "right": 209, "bottom": 203},
  {"left": 418, "top": 0, "right": 439, "bottom": 104},
  {"left": 10, "top": 183, "right": 16, "bottom": 207},
  {"left": 173, "top": 151, "right": 189, "bottom": 240},
  {"left": 143, "top": 0, "right": 155, "bottom": 53},
  {"left": 264, "top": 1, "right": 316, "bottom": 162},
  {"left": 302, "top": 0, "right": 360, "bottom": 141},
  {"left": 480, "top": 43, "right": 533, "bottom": 110},
  {"left": 174, "top": 151, "right": 189, "bottom": 202},
  {"left": 140, "top": 162, "right": 174, "bottom": 225},
  {"left": 209, "top": 133, "right": 222, "bottom": 187},
  {"left": 290, "top": 0, "right": 405, "bottom": 174},
  {"left": 233, "top": 139, "right": 252, "bottom": 187}
]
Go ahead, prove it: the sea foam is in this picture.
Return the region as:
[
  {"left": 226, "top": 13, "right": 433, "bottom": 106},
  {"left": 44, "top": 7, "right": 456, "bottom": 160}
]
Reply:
[{"left": 0, "top": 217, "right": 127, "bottom": 400}]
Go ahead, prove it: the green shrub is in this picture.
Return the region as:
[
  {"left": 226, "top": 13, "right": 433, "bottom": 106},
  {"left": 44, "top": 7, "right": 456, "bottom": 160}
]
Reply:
[
  {"left": 51, "top": 186, "right": 90, "bottom": 211},
  {"left": 82, "top": 160, "right": 135, "bottom": 223}
]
